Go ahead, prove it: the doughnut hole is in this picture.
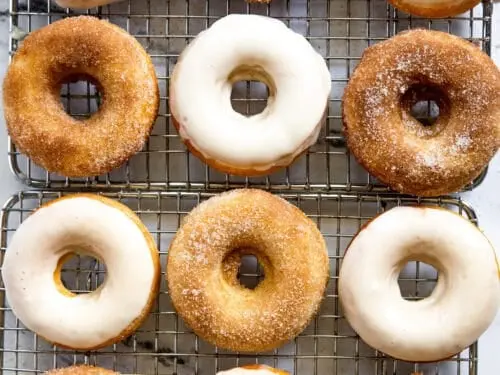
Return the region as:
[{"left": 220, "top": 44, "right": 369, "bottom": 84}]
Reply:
[
  {"left": 59, "top": 76, "right": 102, "bottom": 120},
  {"left": 411, "top": 100, "right": 439, "bottom": 126},
  {"left": 398, "top": 260, "right": 439, "bottom": 300},
  {"left": 401, "top": 84, "right": 451, "bottom": 138},
  {"left": 228, "top": 65, "right": 275, "bottom": 117},
  {"left": 54, "top": 252, "right": 107, "bottom": 295},
  {"left": 222, "top": 249, "right": 267, "bottom": 290}
]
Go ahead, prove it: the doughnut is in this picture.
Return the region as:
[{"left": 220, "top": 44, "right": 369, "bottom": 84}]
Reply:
[
  {"left": 1, "top": 194, "right": 161, "bottom": 350},
  {"left": 343, "top": 29, "right": 500, "bottom": 196},
  {"left": 387, "top": 0, "right": 480, "bottom": 18},
  {"left": 3, "top": 16, "right": 159, "bottom": 177},
  {"left": 167, "top": 189, "right": 329, "bottom": 352},
  {"left": 218, "top": 365, "right": 289, "bottom": 375},
  {"left": 339, "top": 206, "right": 500, "bottom": 362},
  {"left": 45, "top": 366, "right": 118, "bottom": 375},
  {"left": 169, "top": 15, "right": 331, "bottom": 176}
]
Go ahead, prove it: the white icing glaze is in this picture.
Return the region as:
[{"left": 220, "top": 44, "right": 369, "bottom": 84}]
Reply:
[
  {"left": 1, "top": 196, "right": 157, "bottom": 349},
  {"left": 339, "top": 206, "right": 500, "bottom": 362},
  {"left": 55, "top": 0, "right": 120, "bottom": 9},
  {"left": 170, "top": 14, "right": 331, "bottom": 172}
]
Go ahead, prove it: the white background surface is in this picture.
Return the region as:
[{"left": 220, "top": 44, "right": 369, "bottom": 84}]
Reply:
[{"left": 0, "top": 1, "right": 498, "bottom": 374}]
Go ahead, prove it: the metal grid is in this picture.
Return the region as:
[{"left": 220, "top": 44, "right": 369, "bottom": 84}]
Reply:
[
  {"left": 0, "top": 191, "right": 478, "bottom": 374},
  {"left": 7, "top": 0, "right": 491, "bottom": 191}
]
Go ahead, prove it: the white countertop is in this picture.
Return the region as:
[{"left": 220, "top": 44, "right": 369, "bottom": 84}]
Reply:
[{"left": 0, "top": 2, "right": 498, "bottom": 374}]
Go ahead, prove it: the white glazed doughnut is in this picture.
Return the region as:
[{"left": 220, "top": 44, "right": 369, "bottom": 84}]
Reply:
[
  {"left": 1, "top": 194, "right": 160, "bottom": 350},
  {"left": 339, "top": 206, "right": 500, "bottom": 362},
  {"left": 170, "top": 14, "right": 331, "bottom": 176}
]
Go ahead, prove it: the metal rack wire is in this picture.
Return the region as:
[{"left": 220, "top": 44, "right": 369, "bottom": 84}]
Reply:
[
  {"left": 0, "top": 191, "right": 479, "bottom": 374},
  {"left": 7, "top": 0, "right": 492, "bottom": 191},
  {"left": 3, "top": 0, "right": 494, "bottom": 373}
]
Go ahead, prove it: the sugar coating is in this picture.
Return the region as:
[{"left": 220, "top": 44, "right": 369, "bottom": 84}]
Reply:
[
  {"left": 342, "top": 29, "right": 500, "bottom": 196},
  {"left": 3, "top": 16, "right": 159, "bottom": 177},
  {"left": 166, "top": 189, "right": 330, "bottom": 352},
  {"left": 388, "top": 0, "right": 481, "bottom": 18},
  {"left": 45, "top": 365, "right": 118, "bottom": 375}
]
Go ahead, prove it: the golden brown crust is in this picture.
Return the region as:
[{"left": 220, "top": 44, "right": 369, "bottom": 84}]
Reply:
[
  {"left": 388, "top": 0, "right": 480, "bottom": 18},
  {"left": 45, "top": 365, "right": 118, "bottom": 375},
  {"left": 36, "top": 194, "right": 161, "bottom": 351},
  {"left": 342, "top": 29, "right": 500, "bottom": 197},
  {"left": 3, "top": 16, "right": 159, "bottom": 177},
  {"left": 241, "top": 365, "right": 289, "bottom": 374},
  {"left": 166, "top": 189, "right": 329, "bottom": 352}
]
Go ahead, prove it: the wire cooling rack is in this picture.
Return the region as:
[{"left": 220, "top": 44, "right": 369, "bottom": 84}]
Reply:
[
  {"left": 0, "top": 191, "right": 478, "bottom": 375},
  {"left": 7, "top": 0, "right": 492, "bottom": 191}
]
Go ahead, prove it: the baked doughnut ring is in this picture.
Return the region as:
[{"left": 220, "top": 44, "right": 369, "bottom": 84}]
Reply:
[
  {"left": 388, "top": 0, "right": 480, "bottom": 18},
  {"left": 167, "top": 189, "right": 329, "bottom": 352},
  {"left": 3, "top": 16, "right": 159, "bottom": 177},
  {"left": 218, "top": 365, "right": 289, "bottom": 375},
  {"left": 45, "top": 366, "right": 118, "bottom": 374},
  {"left": 1, "top": 194, "right": 160, "bottom": 350},
  {"left": 170, "top": 15, "right": 331, "bottom": 176},
  {"left": 343, "top": 29, "right": 500, "bottom": 196},
  {"left": 339, "top": 206, "right": 500, "bottom": 362}
]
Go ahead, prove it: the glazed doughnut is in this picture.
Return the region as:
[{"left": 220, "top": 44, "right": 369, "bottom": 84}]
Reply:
[
  {"left": 3, "top": 16, "right": 159, "bottom": 177},
  {"left": 218, "top": 365, "right": 289, "bottom": 375},
  {"left": 170, "top": 15, "right": 331, "bottom": 176},
  {"left": 343, "top": 29, "right": 500, "bottom": 196},
  {"left": 388, "top": 0, "right": 480, "bottom": 18},
  {"left": 167, "top": 189, "right": 329, "bottom": 352},
  {"left": 1, "top": 194, "right": 161, "bottom": 350},
  {"left": 45, "top": 366, "right": 118, "bottom": 375},
  {"left": 339, "top": 206, "right": 500, "bottom": 362}
]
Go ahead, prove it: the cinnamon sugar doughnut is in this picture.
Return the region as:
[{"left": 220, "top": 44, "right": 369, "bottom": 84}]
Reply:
[
  {"left": 45, "top": 366, "right": 118, "bottom": 374},
  {"left": 3, "top": 16, "right": 159, "bottom": 177},
  {"left": 343, "top": 29, "right": 500, "bottom": 196},
  {"left": 2, "top": 194, "right": 160, "bottom": 350},
  {"left": 388, "top": 0, "right": 480, "bottom": 18},
  {"left": 167, "top": 189, "right": 329, "bottom": 352}
]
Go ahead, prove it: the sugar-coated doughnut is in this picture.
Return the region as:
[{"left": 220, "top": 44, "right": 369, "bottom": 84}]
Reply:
[
  {"left": 388, "top": 0, "right": 480, "bottom": 18},
  {"left": 167, "top": 189, "right": 329, "bottom": 352},
  {"left": 218, "top": 365, "right": 289, "bottom": 375},
  {"left": 1, "top": 194, "right": 161, "bottom": 350},
  {"left": 3, "top": 16, "right": 159, "bottom": 177},
  {"left": 343, "top": 29, "right": 500, "bottom": 196},
  {"left": 45, "top": 366, "right": 118, "bottom": 374},
  {"left": 339, "top": 206, "right": 500, "bottom": 362},
  {"left": 170, "top": 15, "right": 331, "bottom": 176}
]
